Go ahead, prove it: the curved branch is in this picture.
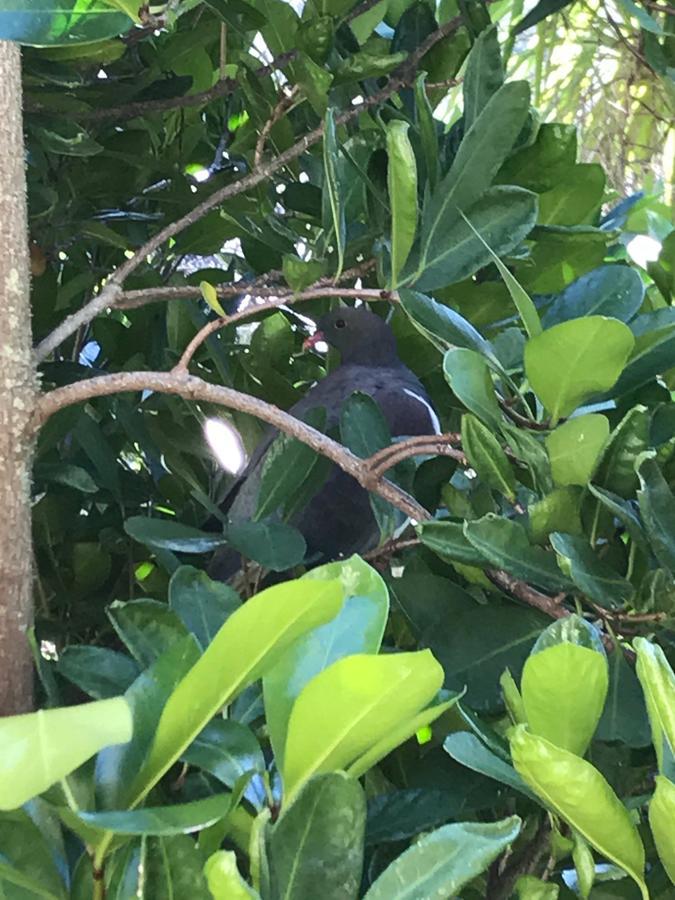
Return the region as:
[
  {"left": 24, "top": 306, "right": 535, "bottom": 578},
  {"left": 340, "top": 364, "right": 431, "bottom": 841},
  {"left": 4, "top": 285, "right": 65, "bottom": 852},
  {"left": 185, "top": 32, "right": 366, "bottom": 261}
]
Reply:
[{"left": 33, "top": 370, "right": 430, "bottom": 522}]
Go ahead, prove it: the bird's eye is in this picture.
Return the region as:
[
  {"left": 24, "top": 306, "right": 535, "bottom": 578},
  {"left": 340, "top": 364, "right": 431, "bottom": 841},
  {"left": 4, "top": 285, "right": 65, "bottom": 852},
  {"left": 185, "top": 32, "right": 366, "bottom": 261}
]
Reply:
[{"left": 335, "top": 318, "right": 346, "bottom": 329}]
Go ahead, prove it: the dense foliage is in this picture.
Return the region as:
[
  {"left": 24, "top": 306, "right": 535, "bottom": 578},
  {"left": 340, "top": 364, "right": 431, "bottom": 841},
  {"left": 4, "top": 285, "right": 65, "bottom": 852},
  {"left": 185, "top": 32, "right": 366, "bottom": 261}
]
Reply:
[{"left": 1, "top": 0, "right": 675, "bottom": 896}]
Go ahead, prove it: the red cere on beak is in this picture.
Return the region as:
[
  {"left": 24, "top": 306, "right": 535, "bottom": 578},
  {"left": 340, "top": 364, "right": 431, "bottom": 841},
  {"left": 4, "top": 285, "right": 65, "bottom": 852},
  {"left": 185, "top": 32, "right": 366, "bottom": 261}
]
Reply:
[{"left": 303, "top": 330, "right": 325, "bottom": 351}]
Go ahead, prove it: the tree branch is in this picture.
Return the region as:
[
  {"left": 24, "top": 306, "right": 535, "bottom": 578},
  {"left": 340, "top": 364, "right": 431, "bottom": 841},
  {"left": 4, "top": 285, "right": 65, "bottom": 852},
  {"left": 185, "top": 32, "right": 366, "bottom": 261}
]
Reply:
[
  {"left": 254, "top": 85, "right": 301, "bottom": 167},
  {"left": 33, "top": 370, "right": 430, "bottom": 523},
  {"left": 366, "top": 433, "right": 465, "bottom": 477},
  {"left": 485, "top": 570, "right": 570, "bottom": 620}
]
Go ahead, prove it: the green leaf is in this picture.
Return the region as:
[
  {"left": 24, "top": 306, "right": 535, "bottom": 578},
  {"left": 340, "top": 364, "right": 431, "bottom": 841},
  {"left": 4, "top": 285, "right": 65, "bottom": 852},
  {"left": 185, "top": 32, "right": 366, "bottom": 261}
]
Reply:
[
  {"left": 596, "top": 646, "right": 651, "bottom": 748},
  {"left": 124, "top": 516, "right": 227, "bottom": 553},
  {"left": 444, "top": 732, "right": 534, "bottom": 798},
  {"left": 399, "top": 289, "right": 497, "bottom": 360},
  {"left": 464, "top": 514, "right": 572, "bottom": 592},
  {"left": 0, "top": 0, "right": 133, "bottom": 46},
  {"left": 634, "top": 637, "right": 675, "bottom": 773},
  {"left": 365, "top": 789, "right": 459, "bottom": 845},
  {"left": 592, "top": 405, "right": 650, "bottom": 498},
  {"left": 182, "top": 719, "right": 265, "bottom": 798},
  {"left": 443, "top": 349, "right": 503, "bottom": 430},
  {"left": 169, "top": 566, "right": 240, "bottom": 650},
  {"left": 411, "top": 185, "right": 538, "bottom": 292},
  {"left": 516, "top": 875, "right": 561, "bottom": 900},
  {"left": 542, "top": 265, "right": 645, "bottom": 328},
  {"left": 267, "top": 773, "right": 365, "bottom": 899},
  {"left": 497, "top": 122, "right": 577, "bottom": 192},
  {"left": 636, "top": 455, "right": 675, "bottom": 571},
  {"left": 602, "top": 323, "right": 675, "bottom": 399},
  {"left": 461, "top": 414, "right": 517, "bottom": 500},
  {"left": 264, "top": 556, "right": 388, "bottom": 769},
  {"left": 57, "top": 645, "right": 139, "bottom": 699},
  {"left": 521, "top": 616, "right": 608, "bottom": 755},
  {"left": 649, "top": 776, "right": 675, "bottom": 885},
  {"left": 255, "top": 408, "right": 327, "bottom": 521},
  {"left": 509, "top": 726, "right": 647, "bottom": 898},
  {"left": 387, "top": 120, "right": 418, "bottom": 288},
  {"left": 363, "top": 816, "right": 522, "bottom": 899},
  {"left": 414, "top": 73, "right": 439, "bottom": 191},
  {"left": 205, "top": 850, "right": 260, "bottom": 900},
  {"left": 296, "top": 52, "right": 333, "bottom": 115},
  {"left": 282, "top": 650, "right": 443, "bottom": 802},
  {"left": 538, "top": 164, "right": 606, "bottom": 227},
  {"left": 512, "top": 0, "right": 574, "bottom": 34},
  {"left": 282, "top": 255, "right": 327, "bottom": 292},
  {"left": 76, "top": 792, "right": 238, "bottom": 836},
  {"left": 107, "top": 599, "right": 190, "bottom": 667},
  {"left": 572, "top": 833, "right": 596, "bottom": 899},
  {"left": 524, "top": 316, "right": 635, "bottom": 423},
  {"left": 458, "top": 206, "right": 542, "bottom": 339},
  {"left": 128, "top": 577, "right": 344, "bottom": 807},
  {"left": 463, "top": 25, "right": 504, "bottom": 130},
  {"left": 545, "top": 415, "right": 609, "bottom": 486},
  {"left": 227, "top": 520, "right": 307, "bottom": 571},
  {"left": 0, "top": 809, "right": 67, "bottom": 899},
  {"left": 417, "top": 519, "right": 489, "bottom": 567},
  {"left": 549, "top": 533, "right": 634, "bottom": 608},
  {"left": 0, "top": 697, "right": 131, "bottom": 811},
  {"left": 34, "top": 462, "right": 98, "bottom": 493},
  {"left": 323, "top": 108, "right": 345, "bottom": 279},
  {"left": 528, "top": 487, "right": 583, "bottom": 543},
  {"left": 617, "top": 0, "right": 664, "bottom": 34},
  {"left": 416, "top": 80, "right": 531, "bottom": 275}
]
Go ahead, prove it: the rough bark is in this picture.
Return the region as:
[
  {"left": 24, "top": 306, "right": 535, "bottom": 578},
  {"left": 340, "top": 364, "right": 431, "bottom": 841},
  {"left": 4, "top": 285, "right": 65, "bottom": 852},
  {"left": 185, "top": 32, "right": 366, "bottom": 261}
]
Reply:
[{"left": 0, "top": 41, "right": 36, "bottom": 714}]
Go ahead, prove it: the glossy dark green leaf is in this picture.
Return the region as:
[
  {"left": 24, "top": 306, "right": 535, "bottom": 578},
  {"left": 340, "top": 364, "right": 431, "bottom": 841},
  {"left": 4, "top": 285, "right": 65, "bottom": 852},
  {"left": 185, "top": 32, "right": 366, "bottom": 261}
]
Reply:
[
  {"left": 497, "top": 123, "right": 577, "bottom": 192},
  {"left": 0, "top": 0, "right": 133, "bottom": 46},
  {"left": 636, "top": 456, "right": 675, "bottom": 571},
  {"left": 414, "top": 73, "right": 439, "bottom": 191},
  {"left": 416, "top": 81, "right": 530, "bottom": 273},
  {"left": 550, "top": 533, "right": 633, "bottom": 608},
  {"left": 137, "top": 834, "right": 211, "bottom": 898},
  {"left": 417, "top": 519, "right": 489, "bottom": 567},
  {"left": 592, "top": 405, "right": 650, "bottom": 498},
  {"left": 541, "top": 265, "right": 645, "bottom": 328},
  {"left": 57, "top": 646, "right": 139, "bottom": 700},
  {"left": 463, "top": 25, "right": 504, "bottom": 130},
  {"left": 538, "top": 163, "right": 605, "bottom": 227},
  {"left": 124, "top": 516, "right": 227, "bottom": 553},
  {"left": 464, "top": 514, "right": 572, "bottom": 592},
  {"left": 546, "top": 414, "right": 609, "bottom": 486},
  {"left": 365, "top": 789, "right": 457, "bottom": 845},
  {"left": 587, "top": 484, "right": 650, "bottom": 555},
  {"left": 264, "top": 556, "right": 388, "bottom": 768},
  {"left": 77, "top": 792, "right": 237, "bottom": 836},
  {"left": 0, "top": 809, "right": 67, "bottom": 899},
  {"left": 609, "top": 325, "right": 675, "bottom": 398},
  {"left": 267, "top": 773, "right": 365, "bottom": 900},
  {"left": 183, "top": 718, "right": 265, "bottom": 808},
  {"left": 227, "top": 520, "right": 306, "bottom": 571},
  {"left": 444, "top": 732, "right": 534, "bottom": 798},
  {"left": 107, "top": 599, "right": 190, "bottom": 667},
  {"left": 503, "top": 425, "right": 554, "bottom": 495},
  {"left": 390, "top": 572, "right": 549, "bottom": 711},
  {"left": 256, "top": 407, "right": 327, "bottom": 520},
  {"left": 443, "top": 349, "right": 503, "bottom": 430},
  {"left": 411, "top": 185, "right": 538, "bottom": 291},
  {"left": 512, "top": 0, "right": 574, "bottom": 34},
  {"left": 399, "top": 289, "right": 496, "bottom": 360},
  {"left": 462, "top": 414, "right": 517, "bottom": 500},
  {"left": 596, "top": 646, "right": 651, "bottom": 747},
  {"left": 203, "top": 0, "right": 266, "bottom": 31},
  {"left": 363, "top": 816, "right": 521, "bottom": 899},
  {"left": 34, "top": 462, "right": 98, "bottom": 493},
  {"left": 169, "top": 566, "right": 240, "bottom": 650}
]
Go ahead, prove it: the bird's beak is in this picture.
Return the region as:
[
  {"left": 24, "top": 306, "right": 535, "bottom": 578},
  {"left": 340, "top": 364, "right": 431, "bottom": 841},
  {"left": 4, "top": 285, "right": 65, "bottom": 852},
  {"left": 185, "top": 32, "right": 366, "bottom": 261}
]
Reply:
[{"left": 303, "top": 330, "right": 326, "bottom": 351}]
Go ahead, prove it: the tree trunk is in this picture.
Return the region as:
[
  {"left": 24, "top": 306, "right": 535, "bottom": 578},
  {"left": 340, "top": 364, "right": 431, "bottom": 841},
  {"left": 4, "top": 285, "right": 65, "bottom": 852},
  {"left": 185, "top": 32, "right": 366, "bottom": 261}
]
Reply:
[{"left": 0, "top": 41, "right": 36, "bottom": 715}]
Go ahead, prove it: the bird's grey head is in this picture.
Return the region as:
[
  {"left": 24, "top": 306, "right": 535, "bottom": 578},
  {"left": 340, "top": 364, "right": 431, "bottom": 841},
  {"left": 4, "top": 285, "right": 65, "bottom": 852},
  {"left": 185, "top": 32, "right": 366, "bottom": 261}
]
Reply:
[{"left": 304, "top": 306, "right": 398, "bottom": 366}]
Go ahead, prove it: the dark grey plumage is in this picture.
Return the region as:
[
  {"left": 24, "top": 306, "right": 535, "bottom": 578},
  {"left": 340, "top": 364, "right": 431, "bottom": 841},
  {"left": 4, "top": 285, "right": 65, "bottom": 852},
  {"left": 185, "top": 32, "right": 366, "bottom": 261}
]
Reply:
[{"left": 208, "top": 307, "right": 439, "bottom": 578}]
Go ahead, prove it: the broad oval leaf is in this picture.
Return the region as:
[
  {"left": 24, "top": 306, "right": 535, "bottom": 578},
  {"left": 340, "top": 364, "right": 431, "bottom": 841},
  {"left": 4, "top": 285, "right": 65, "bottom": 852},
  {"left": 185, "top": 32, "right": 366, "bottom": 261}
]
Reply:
[
  {"left": 399, "top": 289, "right": 496, "bottom": 360},
  {"left": 521, "top": 617, "right": 608, "bottom": 756},
  {"left": 267, "top": 773, "right": 365, "bottom": 900},
  {"left": 649, "top": 775, "right": 675, "bottom": 885},
  {"left": 107, "top": 598, "right": 190, "bottom": 667},
  {"left": 509, "top": 726, "right": 647, "bottom": 896},
  {"left": 0, "top": 697, "right": 132, "bottom": 811},
  {"left": 169, "top": 566, "right": 240, "bottom": 650},
  {"left": 227, "top": 520, "right": 307, "bottom": 571},
  {"left": 443, "top": 348, "right": 503, "bottom": 430},
  {"left": 524, "top": 316, "right": 635, "bottom": 423},
  {"left": 363, "top": 816, "right": 522, "bottom": 899},
  {"left": 546, "top": 414, "right": 610, "bottom": 486},
  {"left": 417, "top": 519, "right": 489, "bottom": 567},
  {"left": 444, "top": 732, "right": 534, "bottom": 798},
  {"left": 124, "top": 516, "right": 227, "bottom": 553},
  {"left": 541, "top": 264, "right": 645, "bottom": 327},
  {"left": 282, "top": 650, "right": 443, "bottom": 802},
  {"left": 263, "top": 556, "right": 388, "bottom": 769}
]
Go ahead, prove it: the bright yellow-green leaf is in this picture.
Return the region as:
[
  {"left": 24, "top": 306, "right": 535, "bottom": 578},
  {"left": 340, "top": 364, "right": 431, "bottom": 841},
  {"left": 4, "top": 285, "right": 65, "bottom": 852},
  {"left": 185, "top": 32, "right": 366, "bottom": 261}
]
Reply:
[
  {"left": 0, "top": 697, "right": 132, "bottom": 811},
  {"left": 649, "top": 775, "right": 675, "bottom": 884},
  {"left": 500, "top": 668, "right": 527, "bottom": 725},
  {"left": 546, "top": 415, "right": 610, "bottom": 486},
  {"left": 521, "top": 642, "right": 608, "bottom": 756},
  {"left": 572, "top": 831, "right": 595, "bottom": 898},
  {"left": 510, "top": 726, "right": 647, "bottom": 899},
  {"left": 283, "top": 650, "right": 443, "bottom": 802},
  {"left": 524, "top": 317, "right": 634, "bottom": 424},
  {"left": 130, "top": 578, "right": 344, "bottom": 807},
  {"left": 200, "top": 280, "right": 227, "bottom": 317},
  {"left": 386, "top": 120, "right": 418, "bottom": 288},
  {"left": 204, "top": 850, "right": 260, "bottom": 899},
  {"left": 634, "top": 636, "right": 675, "bottom": 772}
]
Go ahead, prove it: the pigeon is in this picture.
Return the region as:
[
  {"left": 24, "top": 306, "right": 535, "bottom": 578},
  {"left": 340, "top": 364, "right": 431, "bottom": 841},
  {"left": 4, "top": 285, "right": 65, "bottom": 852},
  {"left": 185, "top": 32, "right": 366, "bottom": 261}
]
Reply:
[{"left": 207, "top": 306, "right": 440, "bottom": 579}]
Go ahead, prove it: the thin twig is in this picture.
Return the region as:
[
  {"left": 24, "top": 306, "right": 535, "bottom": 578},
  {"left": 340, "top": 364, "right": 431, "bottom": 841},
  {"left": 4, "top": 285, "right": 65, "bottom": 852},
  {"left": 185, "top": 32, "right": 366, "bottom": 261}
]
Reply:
[
  {"left": 254, "top": 85, "right": 301, "bottom": 168},
  {"left": 367, "top": 435, "right": 467, "bottom": 479},
  {"left": 485, "top": 569, "right": 570, "bottom": 620},
  {"left": 366, "top": 432, "right": 463, "bottom": 473},
  {"left": 363, "top": 537, "right": 421, "bottom": 561}
]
